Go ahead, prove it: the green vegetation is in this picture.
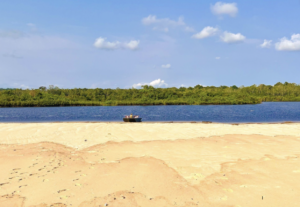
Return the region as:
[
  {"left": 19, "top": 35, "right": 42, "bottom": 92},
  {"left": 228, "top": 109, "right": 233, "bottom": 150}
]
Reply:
[{"left": 0, "top": 82, "right": 300, "bottom": 107}]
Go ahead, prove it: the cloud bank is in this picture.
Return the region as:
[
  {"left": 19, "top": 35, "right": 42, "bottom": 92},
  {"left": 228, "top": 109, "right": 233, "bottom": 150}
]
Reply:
[
  {"left": 192, "top": 26, "right": 218, "bottom": 39},
  {"left": 275, "top": 34, "right": 300, "bottom": 51},
  {"left": 211, "top": 2, "right": 238, "bottom": 17},
  {"left": 132, "top": 79, "right": 168, "bottom": 88},
  {"left": 221, "top": 31, "right": 245, "bottom": 43},
  {"left": 94, "top": 37, "right": 140, "bottom": 50}
]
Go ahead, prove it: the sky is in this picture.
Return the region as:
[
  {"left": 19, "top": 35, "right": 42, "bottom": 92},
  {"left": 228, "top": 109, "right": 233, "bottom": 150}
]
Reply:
[{"left": 0, "top": 0, "right": 300, "bottom": 89}]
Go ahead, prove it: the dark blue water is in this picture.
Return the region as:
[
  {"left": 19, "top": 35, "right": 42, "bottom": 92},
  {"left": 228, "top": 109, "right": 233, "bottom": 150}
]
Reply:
[{"left": 0, "top": 102, "right": 299, "bottom": 123}]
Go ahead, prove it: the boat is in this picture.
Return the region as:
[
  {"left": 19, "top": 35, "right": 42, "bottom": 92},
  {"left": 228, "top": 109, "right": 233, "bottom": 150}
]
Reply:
[{"left": 123, "top": 114, "right": 142, "bottom": 122}]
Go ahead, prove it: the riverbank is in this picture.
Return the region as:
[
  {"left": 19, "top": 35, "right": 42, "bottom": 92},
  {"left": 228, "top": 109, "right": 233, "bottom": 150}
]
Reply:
[{"left": 1, "top": 123, "right": 300, "bottom": 206}]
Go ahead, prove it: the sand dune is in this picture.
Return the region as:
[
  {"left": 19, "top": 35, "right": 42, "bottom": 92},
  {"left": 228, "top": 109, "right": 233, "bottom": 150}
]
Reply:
[{"left": 0, "top": 123, "right": 300, "bottom": 206}]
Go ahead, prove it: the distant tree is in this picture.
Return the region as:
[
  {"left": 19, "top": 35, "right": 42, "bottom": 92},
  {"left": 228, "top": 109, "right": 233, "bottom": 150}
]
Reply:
[
  {"left": 220, "top": 85, "right": 228, "bottom": 89},
  {"left": 194, "top": 84, "right": 203, "bottom": 89},
  {"left": 179, "top": 87, "right": 186, "bottom": 91},
  {"left": 39, "top": 86, "right": 47, "bottom": 91},
  {"left": 1, "top": 81, "right": 300, "bottom": 107},
  {"left": 141, "top": 85, "right": 149, "bottom": 90}
]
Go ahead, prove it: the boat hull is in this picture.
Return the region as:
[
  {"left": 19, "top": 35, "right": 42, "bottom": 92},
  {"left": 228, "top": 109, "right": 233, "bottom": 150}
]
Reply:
[{"left": 123, "top": 118, "right": 142, "bottom": 122}]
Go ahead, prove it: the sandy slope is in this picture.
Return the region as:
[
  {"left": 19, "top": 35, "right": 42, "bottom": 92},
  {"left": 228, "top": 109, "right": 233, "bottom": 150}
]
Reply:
[{"left": 0, "top": 123, "right": 300, "bottom": 207}]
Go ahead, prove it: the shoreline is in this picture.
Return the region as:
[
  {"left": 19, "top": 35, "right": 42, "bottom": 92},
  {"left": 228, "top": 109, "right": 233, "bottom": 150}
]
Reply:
[{"left": 0, "top": 120, "right": 299, "bottom": 124}]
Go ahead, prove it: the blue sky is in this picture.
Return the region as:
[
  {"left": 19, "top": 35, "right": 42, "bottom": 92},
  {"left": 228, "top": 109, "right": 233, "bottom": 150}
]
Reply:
[{"left": 0, "top": 0, "right": 300, "bottom": 89}]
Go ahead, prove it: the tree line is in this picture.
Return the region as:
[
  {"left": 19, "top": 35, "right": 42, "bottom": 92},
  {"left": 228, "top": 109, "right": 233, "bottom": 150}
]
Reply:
[{"left": 0, "top": 82, "right": 299, "bottom": 107}]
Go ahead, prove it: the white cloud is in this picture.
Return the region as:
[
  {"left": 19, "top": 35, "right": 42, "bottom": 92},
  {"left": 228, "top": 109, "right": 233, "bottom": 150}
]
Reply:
[
  {"left": 94, "top": 37, "right": 120, "bottom": 50},
  {"left": 215, "top": 57, "right": 221, "bottom": 60},
  {"left": 275, "top": 34, "right": 300, "bottom": 51},
  {"left": 161, "top": 64, "right": 171, "bottom": 68},
  {"left": 149, "top": 79, "right": 168, "bottom": 87},
  {"left": 221, "top": 31, "right": 245, "bottom": 43},
  {"left": 211, "top": 2, "right": 238, "bottom": 17},
  {"left": 142, "top": 15, "right": 193, "bottom": 32},
  {"left": 132, "top": 78, "right": 168, "bottom": 88},
  {"left": 260, "top": 39, "right": 272, "bottom": 48},
  {"left": 192, "top": 26, "right": 218, "bottom": 39},
  {"left": 142, "top": 15, "right": 185, "bottom": 26},
  {"left": 94, "top": 37, "right": 140, "bottom": 50},
  {"left": 124, "top": 40, "right": 140, "bottom": 50}
]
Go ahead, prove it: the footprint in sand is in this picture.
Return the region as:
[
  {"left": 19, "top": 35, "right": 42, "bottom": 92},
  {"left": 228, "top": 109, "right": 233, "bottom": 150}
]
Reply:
[
  {"left": 43, "top": 179, "right": 49, "bottom": 182},
  {"left": 9, "top": 177, "right": 17, "bottom": 180},
  {"left": 214, "top": 181, "right": 221, "bottom": 185},
  {"left": 12, "top": 190, "right": 20, "bottom": 194},
  {"left": 80, "top": 174, "right": 86, "bottom": 177},
  {"left": 58, "top": 189, "right": 67, "bottom": 193},
  {"left": 0, "top": 182, "right": 9, "bottom": 186},
  {"left": 75, "top": 183, "right": 82, "bottom": 187},
  {"left": 59, "top": 195, "right": 70, "bottom": 199},
  {"left": 13, "top": 168, "right": 21, "bottom": 171},
  {"left": 20, "top": 172, "right": 28, "bottom": 175}
]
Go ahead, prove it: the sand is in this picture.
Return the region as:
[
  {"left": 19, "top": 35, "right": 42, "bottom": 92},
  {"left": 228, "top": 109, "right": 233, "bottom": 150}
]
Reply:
[{"left": 0, "top": 123, "right": 300, "bottom": 207}]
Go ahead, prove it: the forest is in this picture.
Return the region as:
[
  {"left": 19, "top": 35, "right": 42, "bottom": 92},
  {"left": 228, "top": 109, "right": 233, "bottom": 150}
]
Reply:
[{"left": 0, "top": 82, "right": 300, "bottom": 107}]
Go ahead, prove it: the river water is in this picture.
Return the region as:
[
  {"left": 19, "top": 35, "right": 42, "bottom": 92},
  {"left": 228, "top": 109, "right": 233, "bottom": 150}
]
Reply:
[{"left": 0, "top": 102, "right": 300, "bottom": 123}]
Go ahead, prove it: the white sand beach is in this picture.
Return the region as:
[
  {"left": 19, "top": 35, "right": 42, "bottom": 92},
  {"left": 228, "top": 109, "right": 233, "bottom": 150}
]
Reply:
[{"left": 0, "top": 123, "right": 300, "bottom": 207}]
